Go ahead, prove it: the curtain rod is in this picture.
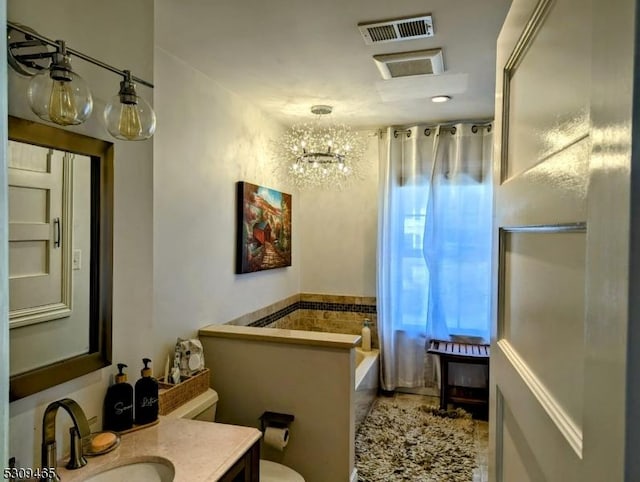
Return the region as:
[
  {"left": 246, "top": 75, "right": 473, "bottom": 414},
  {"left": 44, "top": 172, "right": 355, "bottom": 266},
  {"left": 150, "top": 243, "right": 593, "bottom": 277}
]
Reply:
[
  {"left": 393, "top": 122, "right": 492, "bottom": 139},
  {"left": 7, "top": 21, "right": 154, "bottom": 88},
  {"left": 424, "top": 123, "right": 493, "bottom": 136}
]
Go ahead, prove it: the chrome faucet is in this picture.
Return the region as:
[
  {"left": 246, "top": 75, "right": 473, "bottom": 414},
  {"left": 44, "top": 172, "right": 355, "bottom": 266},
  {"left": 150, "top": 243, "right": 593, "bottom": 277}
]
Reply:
[{"left": 40, "top": 398, "right": 91, "bottom": 482}]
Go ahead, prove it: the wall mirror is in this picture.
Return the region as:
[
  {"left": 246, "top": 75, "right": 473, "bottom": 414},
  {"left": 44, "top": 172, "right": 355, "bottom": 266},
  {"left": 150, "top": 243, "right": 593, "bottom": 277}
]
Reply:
[{"left": 8, "top": 116, "right": 113, "bottom": 401}]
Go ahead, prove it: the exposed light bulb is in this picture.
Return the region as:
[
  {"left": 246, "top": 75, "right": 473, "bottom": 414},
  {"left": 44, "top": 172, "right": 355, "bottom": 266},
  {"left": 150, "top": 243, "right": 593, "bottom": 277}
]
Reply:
[
  {"left": 118, "top": 103, "right": 143, "bottom": 140},
  {"left": 49, "top": 80, "right": 79, "bottom": 125},
  {"left": 27, "top": 41, "right": 93, "bottom": 126},
  {"left": 104, "top": 70, "right": 156, "bottom": 141}
]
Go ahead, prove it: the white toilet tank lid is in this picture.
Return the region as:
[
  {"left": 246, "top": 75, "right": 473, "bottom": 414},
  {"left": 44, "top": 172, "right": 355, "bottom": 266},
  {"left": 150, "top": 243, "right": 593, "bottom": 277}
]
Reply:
[
  {"left": 260, "top": 460, "right": 305, "bottom": 482},
  {"left": 164, "top": 388, "right": 218, "bottom": 419}
]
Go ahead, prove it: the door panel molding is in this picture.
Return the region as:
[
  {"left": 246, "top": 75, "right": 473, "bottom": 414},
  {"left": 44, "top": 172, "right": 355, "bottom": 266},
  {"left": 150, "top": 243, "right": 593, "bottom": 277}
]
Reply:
[
  {"left": 498, "top": 339, "right": 583, "bottom": 456},
  {"left": 501, "top": 0, "right": 556, "bottom": 183},
  {"left": 497, "top": 223, "right": 587, "bottom": 340},
  {"left": 496, "top": 138, "right": 589, "bottom": 227},
  {"left": 493, "top": 345, "right": 582, "bottom": 480}
]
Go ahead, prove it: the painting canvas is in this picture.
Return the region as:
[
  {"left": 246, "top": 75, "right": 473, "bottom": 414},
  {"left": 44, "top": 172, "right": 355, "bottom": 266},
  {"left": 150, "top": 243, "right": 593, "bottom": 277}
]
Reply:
[{"left": 236, "top": 181, "right": 292, "bottom": 274}]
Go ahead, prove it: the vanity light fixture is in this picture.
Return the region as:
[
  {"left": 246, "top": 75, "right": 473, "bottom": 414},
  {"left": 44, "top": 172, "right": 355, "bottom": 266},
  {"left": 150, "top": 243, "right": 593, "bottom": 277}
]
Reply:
[
  {"left": 7, "top": 22, "right": 156, "bottom": 140},
  {"left": 431, "top": 95, "right": 451, "bottom": 103},
  {"left": 104, "top": 70, "right": 156, "bottom": 141},
  {"left": 27, "top": 40, "right": 93, "bottom": 126}
]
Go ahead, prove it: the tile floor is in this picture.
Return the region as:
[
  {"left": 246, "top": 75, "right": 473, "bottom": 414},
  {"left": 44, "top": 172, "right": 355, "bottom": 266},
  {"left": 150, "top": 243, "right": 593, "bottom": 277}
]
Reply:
[{"left": 473, "top": 419, "right": 489, "bottom": 482}]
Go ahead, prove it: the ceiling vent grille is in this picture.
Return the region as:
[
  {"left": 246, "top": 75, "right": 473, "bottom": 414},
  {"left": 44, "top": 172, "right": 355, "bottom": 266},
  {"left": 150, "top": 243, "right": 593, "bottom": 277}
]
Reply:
[
  {"left": 373, "top": 49, "right": 444, "bottom": 79},
  {"left": 358, "top": 15, "right": 434, "bottom": 45}
]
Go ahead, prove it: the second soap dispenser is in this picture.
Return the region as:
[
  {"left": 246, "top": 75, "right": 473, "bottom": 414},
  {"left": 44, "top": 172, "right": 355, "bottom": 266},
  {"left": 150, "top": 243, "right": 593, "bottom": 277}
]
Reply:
[{"left": 135, "top": 358, "right": 159, "bottom": 425}]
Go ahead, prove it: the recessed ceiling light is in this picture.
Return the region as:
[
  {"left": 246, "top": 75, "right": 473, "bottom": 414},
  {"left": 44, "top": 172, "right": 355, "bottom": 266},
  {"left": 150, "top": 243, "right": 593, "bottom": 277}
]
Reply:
[{"left": 431, "top": 95, "right": 451, "bottom": 103}]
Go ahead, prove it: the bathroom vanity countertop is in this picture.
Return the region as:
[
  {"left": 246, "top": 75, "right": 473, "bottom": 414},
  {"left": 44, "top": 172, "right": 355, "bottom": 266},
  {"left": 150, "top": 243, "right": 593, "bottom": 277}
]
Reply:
[
  {"left": 56, "top": 416, "right": 261, "bottom": 481},
  {"left": 199, "top": 323, "right": 361, "bottom": 348}
]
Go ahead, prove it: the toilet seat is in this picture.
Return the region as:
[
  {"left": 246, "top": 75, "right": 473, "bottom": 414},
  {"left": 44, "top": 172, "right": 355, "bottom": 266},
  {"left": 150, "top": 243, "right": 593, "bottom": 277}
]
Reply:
[{"left": 260, "top": 460, "right": 305, "bottom": 482}]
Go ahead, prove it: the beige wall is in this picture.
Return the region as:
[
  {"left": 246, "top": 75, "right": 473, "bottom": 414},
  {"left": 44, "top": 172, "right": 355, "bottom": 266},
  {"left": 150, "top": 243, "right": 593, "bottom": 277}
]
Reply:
[
  {"left": 152, "top": 47, "right": 301, "bottom": 366},
  {"left": 5, "top": 0, "right": 381, "bottom": 470},
  {"left": 7, "top": 0, "right": 155, "bottom": 468},
  {"left": 299, "top": 134, "right": 379, "bottom": 297}
]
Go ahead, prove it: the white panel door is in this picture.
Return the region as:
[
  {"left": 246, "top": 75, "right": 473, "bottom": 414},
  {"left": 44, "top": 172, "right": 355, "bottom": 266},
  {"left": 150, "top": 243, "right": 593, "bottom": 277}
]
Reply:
[
  {"left": 491, "top": 0, "right": 637, "bottom": 480},
  {"left": 8, "top": 141, "right": 72, "bottom": 327}
]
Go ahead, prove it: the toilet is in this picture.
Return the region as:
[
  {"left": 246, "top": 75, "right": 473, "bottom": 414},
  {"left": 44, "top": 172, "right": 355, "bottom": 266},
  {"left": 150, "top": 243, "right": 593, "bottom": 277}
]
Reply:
[{"left": 166, "top": 388, "right": 305, "bottom": 482}]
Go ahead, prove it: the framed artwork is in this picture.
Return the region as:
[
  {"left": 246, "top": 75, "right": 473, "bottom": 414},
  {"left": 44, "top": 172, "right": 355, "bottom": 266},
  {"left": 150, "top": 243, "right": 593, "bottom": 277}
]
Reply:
[{"left": 236, "top": 181, "right": 292, "bottom": 274}]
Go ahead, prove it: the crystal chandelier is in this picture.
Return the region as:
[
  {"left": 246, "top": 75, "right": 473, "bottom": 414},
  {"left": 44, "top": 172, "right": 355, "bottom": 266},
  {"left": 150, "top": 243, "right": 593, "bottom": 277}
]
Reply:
[{"left": 277, "top": 105, "right": 365, "bottom": 189}]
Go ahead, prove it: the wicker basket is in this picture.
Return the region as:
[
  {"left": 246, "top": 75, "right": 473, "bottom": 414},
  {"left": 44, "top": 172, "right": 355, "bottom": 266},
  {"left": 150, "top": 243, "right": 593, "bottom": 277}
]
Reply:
[{"left": 157, "top": 368, "right": 210, "bottom": 415}]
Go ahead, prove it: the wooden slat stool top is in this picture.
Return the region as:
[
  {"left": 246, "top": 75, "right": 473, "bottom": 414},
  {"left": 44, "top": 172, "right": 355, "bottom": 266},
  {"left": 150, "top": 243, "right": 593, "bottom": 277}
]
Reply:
[{"left": 427, "top": 340, "right": 490, "bottom": 359}]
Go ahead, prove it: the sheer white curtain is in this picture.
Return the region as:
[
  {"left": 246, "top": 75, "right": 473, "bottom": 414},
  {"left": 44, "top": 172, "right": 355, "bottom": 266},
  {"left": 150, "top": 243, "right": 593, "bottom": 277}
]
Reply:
[{"left": 377, "top": 123, "right": 493, "bottom": 391}]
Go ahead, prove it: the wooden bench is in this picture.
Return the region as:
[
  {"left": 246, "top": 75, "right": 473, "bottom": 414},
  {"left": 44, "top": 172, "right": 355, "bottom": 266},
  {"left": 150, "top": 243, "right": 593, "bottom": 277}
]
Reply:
[{"left": 427, "top": 340, "right": 490, "bottom": 415}]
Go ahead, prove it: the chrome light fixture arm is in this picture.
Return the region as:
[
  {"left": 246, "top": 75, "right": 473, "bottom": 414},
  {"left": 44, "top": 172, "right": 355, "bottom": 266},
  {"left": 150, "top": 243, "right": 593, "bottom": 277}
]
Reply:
[
  {"left": 7, "top": 21, "right": 153, "bottom": 88},
  {"left": 8, "top": 21, "right": 156, "bottom": 138}
]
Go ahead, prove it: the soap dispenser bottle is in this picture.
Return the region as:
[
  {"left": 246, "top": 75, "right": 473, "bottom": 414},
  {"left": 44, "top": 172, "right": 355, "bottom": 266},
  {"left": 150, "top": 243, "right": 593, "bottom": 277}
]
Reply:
[
  {"left": 135, "top": 358, "right": 159, "bottom": 425},
  {"left": 103, "top": 363, "right": 134, "bottom": 431},
  {"left": 362, "top": 318, "right": 372, "bottom": 352}
]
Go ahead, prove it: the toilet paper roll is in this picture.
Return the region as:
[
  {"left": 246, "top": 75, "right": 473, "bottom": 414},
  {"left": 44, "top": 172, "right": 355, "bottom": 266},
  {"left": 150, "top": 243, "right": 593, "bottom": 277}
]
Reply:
[{"left": 264, "top": 426, "right": 289, "bottom": 451}]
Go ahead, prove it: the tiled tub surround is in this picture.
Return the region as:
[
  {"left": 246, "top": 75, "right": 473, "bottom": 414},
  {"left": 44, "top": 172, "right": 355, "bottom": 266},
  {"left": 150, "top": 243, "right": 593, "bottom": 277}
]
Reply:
[
  {"left": 355, "top": 348, "right": 380, "bottom": 431},
  {"left": 226, "top": 293, "right": 379, "bottom": 349},
  {"left": 201, "top": 294, "right": 380, "bottom": 482}
]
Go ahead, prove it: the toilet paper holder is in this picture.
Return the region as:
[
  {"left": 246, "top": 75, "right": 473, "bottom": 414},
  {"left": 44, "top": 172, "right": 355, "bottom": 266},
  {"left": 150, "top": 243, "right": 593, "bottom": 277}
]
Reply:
[{"left": 259, "top": 411, "right": 294, "bottom": 432}]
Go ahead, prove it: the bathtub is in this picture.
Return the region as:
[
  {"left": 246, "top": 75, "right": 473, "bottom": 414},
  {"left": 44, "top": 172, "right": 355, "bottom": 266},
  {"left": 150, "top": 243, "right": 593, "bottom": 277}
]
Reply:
[{"left": 354, "top": 347, "right": 379, "bottom": 431}]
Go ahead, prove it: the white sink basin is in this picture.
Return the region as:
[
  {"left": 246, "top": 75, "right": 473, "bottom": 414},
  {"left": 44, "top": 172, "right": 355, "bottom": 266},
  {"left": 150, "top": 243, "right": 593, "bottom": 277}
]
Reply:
[{"left": 83, "top": 458, "right": 175, "bottom": 482}]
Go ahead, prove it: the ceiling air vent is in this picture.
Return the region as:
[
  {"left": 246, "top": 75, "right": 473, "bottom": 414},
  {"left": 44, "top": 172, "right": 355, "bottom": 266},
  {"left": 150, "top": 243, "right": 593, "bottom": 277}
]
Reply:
[
  {"left": 373, "top": 49, "right": 444, "bottom": 80},
  {"left": 358, "top": 15, "right": 434, "bottom": 45}
]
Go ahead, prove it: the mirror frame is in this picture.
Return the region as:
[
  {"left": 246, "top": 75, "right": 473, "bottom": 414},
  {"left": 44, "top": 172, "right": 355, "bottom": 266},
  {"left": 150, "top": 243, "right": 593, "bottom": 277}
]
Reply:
[{"left": 8, "top": 116, "right": 113, "bottom": 401}]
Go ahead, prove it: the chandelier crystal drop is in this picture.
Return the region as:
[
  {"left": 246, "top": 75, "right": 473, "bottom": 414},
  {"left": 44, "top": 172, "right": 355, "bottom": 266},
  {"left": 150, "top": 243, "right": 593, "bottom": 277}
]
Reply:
[{"left": 277, "top": 105, "right": 365, "bottom": 189}]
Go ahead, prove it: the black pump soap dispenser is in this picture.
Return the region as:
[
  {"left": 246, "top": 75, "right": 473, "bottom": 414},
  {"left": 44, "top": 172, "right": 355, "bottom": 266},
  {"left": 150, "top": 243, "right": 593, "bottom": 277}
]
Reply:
[
  {"left": 103, "top": 363, "right": 134, "bottom": 431},
  {"left": 135, "top": 358, "right": 159, "bottom": 425}
]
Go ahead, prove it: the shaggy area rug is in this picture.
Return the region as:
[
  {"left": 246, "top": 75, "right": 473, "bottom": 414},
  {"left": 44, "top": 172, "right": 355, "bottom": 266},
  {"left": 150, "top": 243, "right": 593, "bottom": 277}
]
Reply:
[{"left": 355, "top": 396, "right": 478, "bottom": 482}]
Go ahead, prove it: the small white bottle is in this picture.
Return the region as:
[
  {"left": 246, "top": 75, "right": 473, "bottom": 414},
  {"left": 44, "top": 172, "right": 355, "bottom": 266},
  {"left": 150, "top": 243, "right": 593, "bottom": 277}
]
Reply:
[{"left": 361, "top": 319, "right": 372, "bottom": 352}]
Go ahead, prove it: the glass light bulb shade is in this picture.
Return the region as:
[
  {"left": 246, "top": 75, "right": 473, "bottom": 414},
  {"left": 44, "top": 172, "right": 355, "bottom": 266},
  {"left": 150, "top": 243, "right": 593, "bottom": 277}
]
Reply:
[
  {"left": 104, "top": 94, "right": 156, "bottom": 141},
  {"left": 27, "top": 69, "right": 93, "bottom": 126}
]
